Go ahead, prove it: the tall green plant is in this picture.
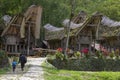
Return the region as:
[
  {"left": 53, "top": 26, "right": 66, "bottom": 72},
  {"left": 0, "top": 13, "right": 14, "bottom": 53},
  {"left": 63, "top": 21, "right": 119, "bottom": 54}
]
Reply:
[{"left": 55, "top": 51, "right": 64, "bottom": 60}]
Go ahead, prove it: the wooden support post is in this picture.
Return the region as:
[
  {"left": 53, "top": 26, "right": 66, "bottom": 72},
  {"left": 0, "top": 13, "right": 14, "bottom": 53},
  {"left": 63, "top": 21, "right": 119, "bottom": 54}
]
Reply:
[
  {"left": 24, "top": 45, "right": 26, "bottom": 54},
  {"left": 18, "top": 45, "right": 20, "bottom": 53},
  {"left": 79, "top": 44, "right": 81, "bottom": 51},
  {"left": 20, "top": 45, "right": 21, "bottom": 53},
  {"left": 13, "top": 45, "right": 15, "bottom": 53},
  {"left": 5, "top": 44, "right": 7, "bottom": 52},
  {"left": 90, "top": 31, "right": 92, "bottom": 54},
  {"left": 61, "top": 41, "right": 62, "bottom": 48},
  {"left": 11, "top": 45, "right": 13, "bottom": 53},
  {"left": 27, "top": 22, "right": 31, "bottom": 56},
  {"left": 35, "top": 39, "right": 37, "bottom": 47},
  {"left": 8, "top": 45, "right": 10, "bottom": 52},
  {"left": 93, "top": 39, "right": 96, "bottom": 53},
  {"left": 15, "top": 44, "right": 17, "bottom": 53},
  {"left": 78, "top": 36, "right": 81, "bottom": 51}
]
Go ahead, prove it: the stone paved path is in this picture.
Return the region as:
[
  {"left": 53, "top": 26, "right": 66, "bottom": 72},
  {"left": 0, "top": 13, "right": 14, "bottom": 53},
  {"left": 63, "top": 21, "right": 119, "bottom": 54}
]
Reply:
[{"left": 0, "top": 57, "right": 46, "bottom": 80}]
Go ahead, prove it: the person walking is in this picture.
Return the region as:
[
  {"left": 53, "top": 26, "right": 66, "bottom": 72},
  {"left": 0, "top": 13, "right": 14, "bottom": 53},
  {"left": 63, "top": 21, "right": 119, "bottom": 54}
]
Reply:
[
  {"left": 18, "top": 54, "right": 27, "bottom": 71},
  {"left": 12, "top": 59, "right": 17, "bottom": 72}
]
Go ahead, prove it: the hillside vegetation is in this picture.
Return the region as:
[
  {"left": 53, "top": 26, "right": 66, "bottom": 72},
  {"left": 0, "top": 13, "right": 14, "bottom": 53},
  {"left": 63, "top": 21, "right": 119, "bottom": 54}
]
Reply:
[
  {"left": 0, "top": 0, "right": 120, "bottom": 40},
  {"left": 0, "top": 0, "right": 120, "bottom": 27}
]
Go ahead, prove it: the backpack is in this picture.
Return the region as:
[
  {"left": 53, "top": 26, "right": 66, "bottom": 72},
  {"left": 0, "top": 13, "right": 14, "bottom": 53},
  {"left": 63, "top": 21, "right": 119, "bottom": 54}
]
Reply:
[{"left": 20, "top": 55, "right": 27, "bottom": 63}]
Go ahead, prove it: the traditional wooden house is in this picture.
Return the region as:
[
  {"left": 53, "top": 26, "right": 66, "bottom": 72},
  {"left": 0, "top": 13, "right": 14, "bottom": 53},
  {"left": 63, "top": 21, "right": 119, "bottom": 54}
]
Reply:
[
  {"left": 63, "top": 12, "right": 102, "bottom": 51},
  {"left": 44, "top": 24, "right": 64, "bottom": 49},
  {"left": 1, "top": 5, "right": 42, "bottom": 55},
  {"left": 98, "top": 16, "right": 120, "bottom": 52},
  {"left": 44, "top": 11, "right": 87, "bottom": 50},
  {"left": 44, "top": 12, "right": 102, "bottom": 52}
]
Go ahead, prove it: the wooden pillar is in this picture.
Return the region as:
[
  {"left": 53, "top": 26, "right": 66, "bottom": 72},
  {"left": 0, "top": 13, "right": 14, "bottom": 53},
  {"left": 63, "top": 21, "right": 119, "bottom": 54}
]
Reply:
[
  {"left": 27, "top": 22, "right": 31, "bottom": 56},
  {"left": 89, "top": 31, "right": 92, "bottom": 54},
  {"left": 5, "top": 44, "right": 7, "bottom": 52},
  {"left": 20, "top": 45, "right": 21, "bottom": 53},
  {"left": 15, "top": 44, "right": 17, "bottom": 53},
  {"left": 19, "top": 45, "right": 20, "bottom": 53},
  {"left": 0, "top": 44, "right": 1, "bottom": 49},
  {"left": 8, "top": 45, "right": 10, "bottom": 52},
  {"left": 13, "top": 45, "right": 14, "bottom": 52},
  {"left": 7, "top": 45, "right": 8, "bottom": 52},
  {"left": 79, "top": 43, "right": 81, "bottom": 51},
  {"left": 18, "top": 45, "right": 20, "bottom": 53},
  {"left": 78, "top": 36, "right": 80, "bottom": 51},
  {"left": 11, "top": 45, "right": 13, "bottom": 53},
  {"left": 24, "top": 45, "right": 26, "bottom": 54},
  {"left": 35, "top": 39, "right": 37, "bottom": 47},
  {"left": 61, "top": 40, "right": 62, "bottom": 48}
]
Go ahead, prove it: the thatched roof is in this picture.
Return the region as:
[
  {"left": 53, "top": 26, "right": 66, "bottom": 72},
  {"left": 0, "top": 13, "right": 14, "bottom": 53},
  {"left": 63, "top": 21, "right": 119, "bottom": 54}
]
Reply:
[
  {"left": 99, "top": 26, "right": 120, "bottom": 38},
  {"left": 44, "top": 12, "right": 102, "bottom": 40},
  {"left": 20, "top": 5, "right": 42, "bottom": 39},
  {"left": 63, "top": 19, "right": 83, "bottom": 29},
  {"left": 44, "top": 24, "right": 64, "bottom": 31},
  {"left": 2, "top": 15, "right": 12, "bottom": 26},
  {"left": 44, "top": 24, "right": 65, "bottom": 40},
  {"left": 1, "top": 5, "right": 42, "bottom": 39},
  {"left": 72, "top": 11, "right": 87, "bottom": 23},
  {"left": 64, "top": 12, "right": 102, "bottom": 37},
  {"left": 1, "top": 14, "right": 23, "bottom": 37},
  {"left": 99, "top": 16, "right": 120, "bottom": 37},
  {"left": 101, "top": 16, "right": 120, "bottom": 27},
  {"left": 44, "top": 19, "right": 83, "bottom": 40}
]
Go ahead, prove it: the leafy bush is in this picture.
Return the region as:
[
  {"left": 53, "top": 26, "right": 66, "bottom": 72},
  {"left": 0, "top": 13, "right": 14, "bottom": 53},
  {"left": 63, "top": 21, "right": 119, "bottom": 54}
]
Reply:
[
  {"left": 109, "top": 51, "right": 115, "bottom": 59},
  {"left": 90, "top": 58, "right": 105, "bottom": 71},
  {"left": 74, "top": 51, "right": 81, "bottom": 59},
  {"left": 48, "top": 57, "right": 120, "bottom": 71},
  {"left": 0, "top": 50, "right": 7, "bottom": 58},
  {"left": 95, "top": 51, "right": 103, "bottom": 58},
  {"left": 47, "top": 54, "right": 55, "bottom": 59},
  {"left": 0, "top": 50, "right": 9, "bottom": 68},
  {"left": 47, "top": 49, "right": 120, "bottom": 71},
  {"left": 55, "top": 51, "right": 64, "bottom": 60},
  {"left": 115, "top": 49, "right": 119, "bottom": 59}
]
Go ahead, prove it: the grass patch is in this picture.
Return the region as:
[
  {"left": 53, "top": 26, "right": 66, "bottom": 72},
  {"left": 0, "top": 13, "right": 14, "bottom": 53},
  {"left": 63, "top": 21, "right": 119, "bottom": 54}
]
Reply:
[
  {"left": 0, "top": 68, "right": 7, "bottom": 74},
  {"left": 0, "top": 56, "right": 18, "bottom": 75},
  {"left": 42, "top": 61, "right": 120, "bottom": 80},
  {"left": 0, "top": 67, "right": 10, "bottom": 75}
]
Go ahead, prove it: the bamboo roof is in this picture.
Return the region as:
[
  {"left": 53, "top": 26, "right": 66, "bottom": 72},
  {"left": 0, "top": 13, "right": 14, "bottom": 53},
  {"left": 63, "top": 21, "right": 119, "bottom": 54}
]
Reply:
[
  {"left": 44, "top": 24, "right": 65, "bottom": 40},
  {"left": 44, "top": 24, "right": 64, "bottom": 31},
  {"left": 1, "top": 5, "right": 42, "bottom": 39},
  {"left": 1, "top": 14, "right": 23, "bottom": 37},
  {"left": 44, "top": 12, "right": 102, "bottom": 40},
  {"left": 20, "top": 5, "right": 42, "bottom": 39},
  {"left": 64, "top": 12, "right": 102, "bottom": 37},
  {"left": 45, "top": 12, "right": 120, "bottom": 41},
  {"left": 99, "top": 26, "right": 120, "bottom": 38},
  {"left": 101, "top": 16, "right": 120, "bottom": 27},
  {"left": 2, "top": 15, "right": 12, "bottom": 26},
  {"left": 72, "top": 11, "right": 87, "bottom": 23},
  {"left": 99, "top": 16, "right": 120, "bottom": 38}
]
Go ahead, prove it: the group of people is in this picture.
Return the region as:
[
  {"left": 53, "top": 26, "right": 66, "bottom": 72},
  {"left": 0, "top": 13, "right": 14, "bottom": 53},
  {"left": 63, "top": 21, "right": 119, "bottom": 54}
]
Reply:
[{"left": 12, "top": 53, "right": 27, "bottom": 72}]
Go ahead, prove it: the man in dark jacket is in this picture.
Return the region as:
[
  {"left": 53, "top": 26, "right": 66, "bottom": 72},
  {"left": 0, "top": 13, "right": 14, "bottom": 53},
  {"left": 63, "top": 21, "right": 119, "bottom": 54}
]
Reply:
[{"left": 19, "top": 54, "right": 27, "bottom": 71}]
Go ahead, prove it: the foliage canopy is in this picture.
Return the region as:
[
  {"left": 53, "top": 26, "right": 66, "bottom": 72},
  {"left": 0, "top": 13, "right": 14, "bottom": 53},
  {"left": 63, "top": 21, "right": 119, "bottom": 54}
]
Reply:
[
  {"left": 0, "top": 0, "right": 120, "bottom": 40},
  {"left": 0, "top": 0, "right": 120, "bottom": 27}
]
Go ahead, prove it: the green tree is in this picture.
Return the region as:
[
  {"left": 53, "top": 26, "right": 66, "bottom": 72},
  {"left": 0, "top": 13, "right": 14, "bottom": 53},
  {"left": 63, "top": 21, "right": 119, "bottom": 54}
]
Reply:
[{"left": 0, "top": 0, "right": 120, "bottom": 39}]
